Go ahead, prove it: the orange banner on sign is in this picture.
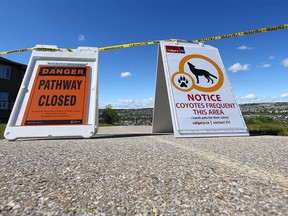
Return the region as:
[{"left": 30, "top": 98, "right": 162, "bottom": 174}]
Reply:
[{"left": 21, "top": 65, "right": 90, "bottom": 126}]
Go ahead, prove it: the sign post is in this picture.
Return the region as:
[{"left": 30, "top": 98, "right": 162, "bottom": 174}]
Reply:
[
  {"left": 5, "top": 45, "right": 98, "bottom": 140},
  {"left": 153, "top": 41, "right": 249, "bottom": 137}
]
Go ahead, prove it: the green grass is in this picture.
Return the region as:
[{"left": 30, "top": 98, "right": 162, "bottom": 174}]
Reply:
[
  {"left": 244, "top": 117, "right": 288, "bottom": 136},
  {"left": 0, "top": 124, "right": 5, "bottom": 139},
  {"left": 98, "top": 123, "right": 115, "bottom": 127}
]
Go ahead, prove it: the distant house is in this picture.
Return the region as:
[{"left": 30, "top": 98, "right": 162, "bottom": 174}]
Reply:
[{"left": 0, "top": 57, "right": 26, "bottom": 123}]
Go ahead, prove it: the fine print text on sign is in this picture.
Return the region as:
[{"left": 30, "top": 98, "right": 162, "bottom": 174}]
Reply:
[{"left": 21, "top": 65, "right": 90, "bottom": 126}]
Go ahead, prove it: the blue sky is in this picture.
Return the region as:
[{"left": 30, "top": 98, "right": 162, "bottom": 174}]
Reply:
[{"left": 1, "top": 0, "right": 288, "bottom": 108}]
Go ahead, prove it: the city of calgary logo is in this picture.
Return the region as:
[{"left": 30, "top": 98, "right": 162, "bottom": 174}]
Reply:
[
  {"left": 166, "top": 45, "right": 185, "bottom": 54},
  {"left": 171, "top": 54, "right": 224, "bottom": 92}
]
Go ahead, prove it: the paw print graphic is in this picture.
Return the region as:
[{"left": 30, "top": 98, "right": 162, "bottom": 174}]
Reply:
[{"left": 178, "top": 75, "right": 188, "bottom": 88}]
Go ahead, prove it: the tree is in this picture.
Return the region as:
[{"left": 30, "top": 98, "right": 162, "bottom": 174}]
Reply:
[{"left": 99, "top": 104, "right": 119, "bottom": 125}]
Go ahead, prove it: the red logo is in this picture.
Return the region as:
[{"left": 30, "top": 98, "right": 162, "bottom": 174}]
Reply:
[{"left": 166, "top": 46, "right": 185, "bottom": 54}]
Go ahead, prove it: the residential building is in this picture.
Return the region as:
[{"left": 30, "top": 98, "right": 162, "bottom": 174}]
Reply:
[{"left": 0, "top": 57, "right": 26, "bottom": 123}]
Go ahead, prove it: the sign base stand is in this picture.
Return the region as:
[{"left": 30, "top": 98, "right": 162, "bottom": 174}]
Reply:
[{"left": 152, "top": 48, "right": 173, "bottom": 133}]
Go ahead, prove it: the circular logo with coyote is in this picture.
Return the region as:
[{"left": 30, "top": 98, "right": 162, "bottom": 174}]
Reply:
[{"left": 171, "top": 54, "right": 224, "bottom": 92}]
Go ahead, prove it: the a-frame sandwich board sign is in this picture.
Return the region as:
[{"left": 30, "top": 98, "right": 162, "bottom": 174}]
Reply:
[
  {"left": 5, "top": 45, "right": 99, "bottom": 140},
  {"left": 152, "top": 41, "right": 249, "bottom": 137}
]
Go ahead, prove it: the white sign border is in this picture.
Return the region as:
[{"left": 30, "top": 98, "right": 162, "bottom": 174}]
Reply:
[
  {"left": 4, "top": 45, "right": 99, "bottom": 140},
  {"left": 153, "top": 41, "right": 249, "bottom": 137}
]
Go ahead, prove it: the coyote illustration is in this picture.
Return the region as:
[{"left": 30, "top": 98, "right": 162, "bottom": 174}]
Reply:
[{"left": 187, "top": 62, "right": 217, "bottom": 84}]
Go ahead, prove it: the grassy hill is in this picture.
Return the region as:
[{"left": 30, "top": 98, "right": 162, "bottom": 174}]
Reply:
[{"left": 1, "top": 102, "right": 288, "bottom": 139}]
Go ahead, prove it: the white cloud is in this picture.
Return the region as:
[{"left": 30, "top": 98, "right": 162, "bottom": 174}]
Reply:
[
  {"left": 237, "top": 45, "right": 253, "bottom": 50},
  {"left": 99, "top": 98, "right": 154, "bottom": 109},
  {"left": 78, "top": 34, "right": 86, "bottom": 41},
  {"left": 243, "top": 93, "right": 257, "bottom": 99},
  {"left": 228, "top": 63, "right": 250, "bottom": 73},
  {"left": 235, "top": 94, "right": 258, "bottom": 103},
  {"left": 280, "top": 92, "right": 288, "bottom": 98},
  {"left": 262, "top": 63, "right": 271, "bottom": 68},
  {"left": 236, "top": 93, "right": 288, "bottom": 104},
  {"left": 121, "top": 72, "right": 132, "bottom": 78},
  {"left": 269, "top": 56, "right": 275, "bottom": 60},
  {"left": 281, "top": 58, "right": 288, "bottom": 67}
]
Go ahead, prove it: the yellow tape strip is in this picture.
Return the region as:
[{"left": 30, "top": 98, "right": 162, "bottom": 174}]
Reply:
[
  {"left": 0, "top": 47, "right": 73, "bottom": 56},
  {"left": 98, "top": 23, "right": 288, "bottom": 50},
  {"left": 98, "top": 40, "right": 161, "bottom": 51},
  {"left": 178, "top": 23, "right": 288, "bottom": 43},
  {"left": 0, "top": 24, "right": 287, "bottom": 56}
]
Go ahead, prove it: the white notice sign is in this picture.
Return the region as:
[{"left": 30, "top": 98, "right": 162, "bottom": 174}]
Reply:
[{"left": 153, "top": 41, "right": 249, "bottom": 137}]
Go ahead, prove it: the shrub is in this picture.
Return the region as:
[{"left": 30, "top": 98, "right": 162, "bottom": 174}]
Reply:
[
  {"left": 0, "top": 124, "right": 6, "bottom": 139},
  {"left": 99, "top": 104, "right": 119, "bottom": 125}
]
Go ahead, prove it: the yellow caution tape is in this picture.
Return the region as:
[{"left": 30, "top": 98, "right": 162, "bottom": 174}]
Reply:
[
  {"left": 176, "top": 23, "right": 288, "bottom": 43},
  {"left": 99, "top": 23, "right": 288, "bottom": 50},
  {"left": 0, "top": 47, "right": 73, "bottom": 57},
  {"left": 0, "top": 24, "right": 287, "bottom": 56},
  {"left": 0, "top": 47, "right": 34, "bottom": 56},
  {"left": 98, "top": 40, "right": 161, "bottom": 51}
]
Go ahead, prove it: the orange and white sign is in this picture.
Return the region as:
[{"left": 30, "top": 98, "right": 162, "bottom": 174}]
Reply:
[
  {"left": 5, "top": 45, "right": 98, "bottom": 140},
  {"left": 153, "top": 41, "right": 248, "bottom": 137},
  {"left": 22, "top": 65, "right": 90, "bottom": 126}
]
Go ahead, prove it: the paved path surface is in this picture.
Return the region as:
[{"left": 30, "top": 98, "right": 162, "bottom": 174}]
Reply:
[{"left": 0, "top": 126, "right": 288, "bottom": 215}]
